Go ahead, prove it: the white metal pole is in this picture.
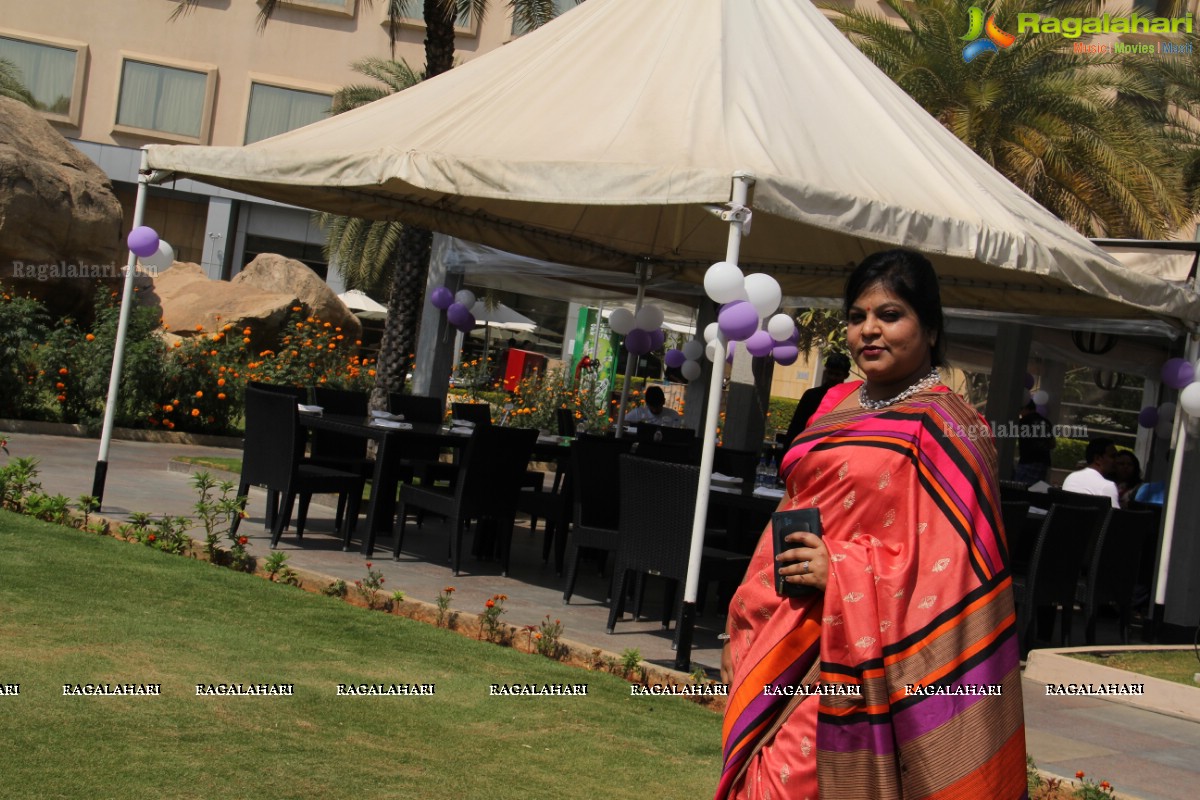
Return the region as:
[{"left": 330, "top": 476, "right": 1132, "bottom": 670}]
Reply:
[
  {"left": 676, "top": 171, "right": 755, "bottom": 670},
  {"left": 91, "top": 149, "right": 151, "bottom": 509},
  {"left": 1153, "top": 336, "right": 1199, "bottom": 605},
  {"left": 613, "top": 263, "right": 649, "bottom": 437}
]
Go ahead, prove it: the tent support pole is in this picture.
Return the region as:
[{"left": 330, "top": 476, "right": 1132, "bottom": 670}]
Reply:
[
  {"left": 91, "top": 148, "right": 150, "bottom": 510},
  {"left": 613, "top": 262, "right": 649, "bottom": 437},
  {"left": 676, "top": 171, "right": 755, "bottom": 672}
]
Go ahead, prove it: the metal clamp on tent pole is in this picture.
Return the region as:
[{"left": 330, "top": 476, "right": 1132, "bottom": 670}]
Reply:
[{"left": 704, "top": 203, "right": 753, "bottom": 235}]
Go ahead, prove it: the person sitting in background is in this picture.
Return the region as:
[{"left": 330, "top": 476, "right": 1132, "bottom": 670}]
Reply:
[
  {"left": 1113, "top": 449, "right": 1143, "bottom": 507},
  {"left": 624, "top": 385, "right": 681, "bottom": 427},
  {"left": 1014, "top": 400, "right": 1056, "bottom": 485},
  {"left": 782, "top": 352, "right": 851, "bottom": 444},
  {"left": 1061, "top": 438, "right": 1120, "bottom": 508}
]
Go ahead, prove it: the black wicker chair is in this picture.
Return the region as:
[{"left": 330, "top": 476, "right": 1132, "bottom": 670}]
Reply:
[
  {"left": 231, "top": 385, "right": 365, "bottom": 549},
  {"left": 605, "top": 455, "right": 750, "bottom": 635},
  {"left": 388, "top": 393, "right": 452, "bottom": 490},
  {"left": 1013, "top": 503, "right": 1111, "bottom": 655},
  {"left": 561, "top": 435, "right": 634, "bottom": 603},
  {"left": 1083, "top": 507, "right": 1160, "bottom": 644},
  {"left": 304, "top": 386, "right": 372, "bottom": 530},
  {"left": 451, "top": 402, "right": 492, "bottom": 426},
  {"left": 243, "top": 381, "right": 309, "bottom": 528},
  {"left": 1000, "top": 499, "right": 1032, "bottom": 574},
  {"left": 393, "top": 425, "right": 537, "bottom": 576}
]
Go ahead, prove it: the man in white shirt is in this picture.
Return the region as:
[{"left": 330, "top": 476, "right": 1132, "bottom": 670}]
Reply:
[
  {"left": 1061, "top": 438, "right": 1120, "bottom": 508},
  {"left": 625, "top": 386, "right": 681, "bottom": 427}
]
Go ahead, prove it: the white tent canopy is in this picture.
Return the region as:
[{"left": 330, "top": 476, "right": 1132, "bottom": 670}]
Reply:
[
  {"left": 337, "top": 289, "right": 388, "bottom": 320},
  {"left": 145, "top": 0, "right": 1200, "bottom": 327}
]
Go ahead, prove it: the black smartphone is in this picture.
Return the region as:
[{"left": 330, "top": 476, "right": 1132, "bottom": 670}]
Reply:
[{"left": 772, "top": 508, "right": 822, "bottom": 598}]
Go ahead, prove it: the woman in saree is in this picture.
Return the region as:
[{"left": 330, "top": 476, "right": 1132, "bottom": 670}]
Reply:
[{"left": 717, "top": 250, "right": 1026, "bottom": 799}]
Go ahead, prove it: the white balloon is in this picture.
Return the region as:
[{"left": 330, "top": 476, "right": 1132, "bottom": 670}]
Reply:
[
  {"left": 608, "top": 307, "right": 636, "bottom": 335},
  {"left": 766, "top": 313, "right": 795, "bottom": 342},
  {"left": 743, "top": 272, "right": 782, "bottom": 319},
  {"left": 680, "top": 359, "right": 702, "bottom": 381},
  {"left": 454, "top": 289, "right": 476, "bottom": 308},
  {"left": 704, "top": 261, "right": 747, "bottom": 304},
  {"left": 141, "top": 240, "right": 175, "bottom": 270},
  {"left": 703, "top": 321, "right": 721, "bottom": 343},
  {"left": 634, "top": 304, "right": 664, "bottom": 331},
  {"left": 1181, "top": 383, "right": 1200, "bottom": 417},
  {"left": 682, "top": 339, "right": 704, "bottom": 361},
  {"left": 705, "top": 339, "right": 726, "bottom": 363},
  {"left": 1031, "top": 389, "right": 1050, "bottom": 406}
]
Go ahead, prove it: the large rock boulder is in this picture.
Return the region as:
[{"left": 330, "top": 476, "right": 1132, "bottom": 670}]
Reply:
[
  {"left": 0, "top": 97, "right": 123, "bottom": 318},
  {"left": 136, "top": 257, "right": 362, "bottom": 348},
  {"left": 232, "top": 254, "right": 362, "bottom": 341}
]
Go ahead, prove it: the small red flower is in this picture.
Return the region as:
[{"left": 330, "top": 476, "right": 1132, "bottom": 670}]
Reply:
[
  {"left": 485, "top": 599, "right": 495, "bottom": 609},
  {"left": 366, "top": 562, "right": 372, "bottom": 569},
  {"left": 1076, "top": 771, "right": 1085, "bottom": 779},
  {"left": 237, "top": 536, "right": 248, "bottom": 546},
  {"left": 147, "top": 534, "right": 156, "bottom": 542},
  {"left": 1100, "top": 781, "right": 1111, "bottom": 791}
]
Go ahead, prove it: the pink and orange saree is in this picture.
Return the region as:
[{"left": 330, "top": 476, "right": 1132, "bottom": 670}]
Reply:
[{"left": 717, "top": 383, "right": 1026, "bottom": 800}]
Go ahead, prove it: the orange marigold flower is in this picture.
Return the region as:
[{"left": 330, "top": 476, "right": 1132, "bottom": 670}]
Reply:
[
  {"left": 164, "top": 420, "right": 175, "bottom": 429},
  {"left": 1076, "top": 771, "right": 1085, "bottom": 779},
  {"left": 243, "top": 337, "right": 251, "bottom": 344},
  {"left": 163, "top": 404, "right": 174, "bottom": 413},
  {"left": 217, "top": 378, "right": 226, "bottom": 386},
  {"left": 323, "top": 322, "right": 332, "bottom": 328},
  {"left": 217, "top": 393, "right": 226, "bottom": 401},
  {"left": 195, "top": 324, "right": 203, "bottom": 332},
  {"left": 55, "top": 382, "right": 64, "bottom": 390},
  {"left": 223, "top": 323, "right": 232, "bottom": 332},
  {"left": 444, "top": 586, "right": 455, "bottom": 593},
  {"left": 243, "top": 327, "right": 251, "bottom": 335},
  {"left": 484, "top": 599, "right": 495, "bottom": 609},
  {"left": 58, "top": 367, "right": 68, "bottom": 375},
  {"left": 355, "top": 340, "right": 362, "bottom": 346},
  {"left": 292, "top": 306, "right": 302, "bottom": 312},
  {"left": 368, "top": 369, "right": 376, "bottom": 377},
  {"left": 85, "top": 333, "right": 95, "bottom": 342},
  {"left": 210, "top": 350, "right": 218, "bottom": 356},
  {"left": 191, "top": 408, "right": 200, "bottom": 417},
  {"left": 1100, "top": 782, "right": 1111, "bottom": 790},
  {"left": 195, "top": 391, "right": 203, "bottom": 398},
  {"left": 56, "top": 394, "right": 66, "bottom": 402}
]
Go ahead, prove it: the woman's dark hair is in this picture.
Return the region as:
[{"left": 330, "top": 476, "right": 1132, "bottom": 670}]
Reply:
[
  {"left": 1116, "top": 449, "right": 1142, "bottom": 483},
  {"left": 843, "top": 249, "right": 946, "bottom": 367}
]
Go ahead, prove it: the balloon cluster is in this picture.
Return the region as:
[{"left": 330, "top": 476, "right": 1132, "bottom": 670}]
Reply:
[
  {"left": 609, "top": 305, "right": 666, "bottom": 356},
  {"left": 430, "top": 287, "right": 477, "bottom": 332},
  {"left": 694, "top": 261, "right": 798, "bottom": 366},
  {"left": 1136, "top": 357, "right": 1200, "bottom": 438},
  {"left": 664, "top": 338, "right": 705, "bottom": 382},
  {"left": 126, "top": 226, "right": 176, "bottom": 270}
]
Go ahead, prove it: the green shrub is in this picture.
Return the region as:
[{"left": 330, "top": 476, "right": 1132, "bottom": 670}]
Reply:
[{"left": 0, "top": 290, "right": 50, "bottom": 419}]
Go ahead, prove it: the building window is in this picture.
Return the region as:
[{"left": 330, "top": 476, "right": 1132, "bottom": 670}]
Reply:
[
  {"left": 511, "top": 0, "right": 578, "bottom": 36},
  {"left": 385, "top": 5, "right": 477, "bottom": 37},
  {"left": 0, "top": 31, "right": 86, "bottom": 125},
  {"left": 115, "top": 56, "right": 215, "bottom": 142},
  {"left": 282, "top": 0, "right": 356, "bottom": 16},
  {"left": 245, "top": 82, "right": 332, "bottom": 144}
]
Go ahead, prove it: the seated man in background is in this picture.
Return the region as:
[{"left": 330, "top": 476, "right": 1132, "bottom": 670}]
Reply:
[
  {"left": 1061, "top": 437, "right": 1120, "bottom": 508},
  {"left": 625, "top": 385, "right": 681, "bottom": 427}
]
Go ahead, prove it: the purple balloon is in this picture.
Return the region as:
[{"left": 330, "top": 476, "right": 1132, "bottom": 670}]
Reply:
[
  {"left": 726, "top": 341, "right": 737, "bottom": 363},
  {"left": 127, "top": 226, "right": 159, "bottom": 258},
  {"left": 625, "top": 328, "right": 652, "bottom": 355},
  {"left": 787, "top": 327, "right": 800, "bottom": 344},
  {"left": 1137, "top": 405, "right": 1159, "bottom": 429},
  {"left": 446, "top": 302, "right": 474, "bottom": 331},
  {"left": 430, "top": 286, "right": 454, "bottom": 310},
  {"left": 664, "top": 348, "right": 686, "bottom": 369},
  {"left": 718, "top": 300, "right": 759, "bottom": 341},
  {"left": 1023, "top": 373, "right": 1036, "bottom": 390},
  {"left": 745, "top": 329, "right": 774, "bottom": 357},
  {"left": 647, "top": 328, "right": 665, "bottom": 351},
  {"left": 772, "top": 344, "right": 799, "bottom": 366},
  {"left": 1161, "top": 357, "right": 1195, "bottom": 389}
]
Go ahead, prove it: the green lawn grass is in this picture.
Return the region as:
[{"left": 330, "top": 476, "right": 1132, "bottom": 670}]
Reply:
[
  {"left": 0, "top": 511, "right": 722, "bottom": 799},
  {"left": 1069, "top": 650, "right": 1200, "bottom": 687},
  {"left": 175, "top": 455, "right": 243, "bottom": 474}
]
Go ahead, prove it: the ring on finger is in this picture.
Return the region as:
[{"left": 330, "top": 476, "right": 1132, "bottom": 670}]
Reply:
[{"left": 801, "top": 560, "right": 810, "bottom": 574}]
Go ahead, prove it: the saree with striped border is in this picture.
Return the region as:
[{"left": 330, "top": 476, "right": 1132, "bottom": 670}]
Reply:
[{"left": 717, "top": 383, "right": 1026, "bottom": 800}]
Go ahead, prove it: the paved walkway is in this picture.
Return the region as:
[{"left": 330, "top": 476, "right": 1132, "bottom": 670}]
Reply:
[{"left": 6, "top": 429, "right": 1200, "bottom": 800}]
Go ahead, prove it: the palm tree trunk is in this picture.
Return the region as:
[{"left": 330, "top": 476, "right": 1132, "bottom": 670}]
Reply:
[
  {"left": 368, "top": 0, "right": 458, "bottom": 411},
  {"left": 370, "top": 225, "right": 432, "bottom": 409}
]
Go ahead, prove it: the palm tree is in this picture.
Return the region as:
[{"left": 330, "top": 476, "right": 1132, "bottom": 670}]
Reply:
[
  {"left": 819, "top": 0, "right": 1197, "bottom": 239},
  {"left": 178, "top": 0, "right": 575, "bottom": 406},
  {"left": 316, "top": 58, "right": 421, "bottom": 298},
  {"left": 0, "top": 58, "right": 35, "bottom": 106}
]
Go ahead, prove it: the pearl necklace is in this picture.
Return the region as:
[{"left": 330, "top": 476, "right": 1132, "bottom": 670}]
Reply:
[{"left": 859, "top": 368, "right": 941, "bottom": 410}]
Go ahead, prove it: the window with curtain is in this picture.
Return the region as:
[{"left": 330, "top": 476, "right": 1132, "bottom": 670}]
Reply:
[
  {"left": 0, "top": 35, "right": 78, "bottom": 114},
  {"left": 244, "top": 82, "right": 332, "bottom": 144},
  {"left": 511, "top": 0, "right": 578, "bottom": 36},
  {"left": 116, "top": 59, "right": 208, "bottom": 139}
]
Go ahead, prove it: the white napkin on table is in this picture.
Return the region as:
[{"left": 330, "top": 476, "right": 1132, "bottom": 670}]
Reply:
[
  {"left": 752, "top": 486, "right": 785, "bottom": 499},
  {"left": 297, "top": 404, "right": 323, "bottom": 415},
  {"left": 369, "top": 419, "right": 412, "bottom": 430}
]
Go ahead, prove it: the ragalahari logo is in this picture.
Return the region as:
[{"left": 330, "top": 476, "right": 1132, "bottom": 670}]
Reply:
[{"left": 961, "top": 6, "right": 1017, "bottom": 62}]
